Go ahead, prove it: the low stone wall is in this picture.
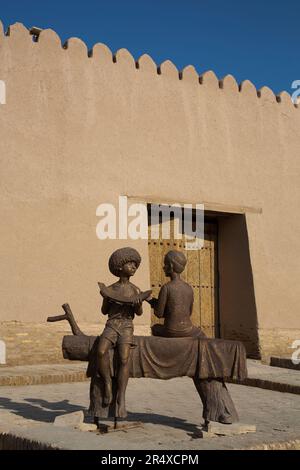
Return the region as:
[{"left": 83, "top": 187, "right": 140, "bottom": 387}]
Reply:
[
  {"left": 259, "top": 328, "right": 300, "bottom": 363},
  {"left": 0, "top": 322, "right": 151, "bottom": 366}
]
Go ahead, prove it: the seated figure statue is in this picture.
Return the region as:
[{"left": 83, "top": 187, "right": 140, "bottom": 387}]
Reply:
[
  {"left": 150, "top": 250, "right": 204, "bottom": 338},
  {"left": 148, "top": 250, "right": 238, "bottom": 425}
]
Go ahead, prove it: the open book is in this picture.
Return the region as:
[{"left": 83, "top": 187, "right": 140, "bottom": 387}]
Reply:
[{"left": 98, "top": 282, "right": 152, "bottom": 306}]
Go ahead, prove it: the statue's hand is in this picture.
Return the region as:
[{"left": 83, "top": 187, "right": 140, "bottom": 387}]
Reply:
[
  {"left": 132, "top": 295, "right": 142, "bottom": 307},
  {"left": 146, "top": 298, "right": 157, "bottom": 308}
]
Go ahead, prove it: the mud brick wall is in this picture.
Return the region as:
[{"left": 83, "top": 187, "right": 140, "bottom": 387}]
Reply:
[
  {"left": 0, "top": 322, "right": 150, "bottom": 366},
  {"left": 0, "top": 21, "right": 299, "bottom": 361}
]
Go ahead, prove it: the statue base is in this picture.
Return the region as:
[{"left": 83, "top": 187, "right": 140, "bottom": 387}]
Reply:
[
  {"left": 195, "top": 422, "right": 256, "bottom": 438},
  {"left": 97, "top": 420, "right": 144, "bottom": 434}
]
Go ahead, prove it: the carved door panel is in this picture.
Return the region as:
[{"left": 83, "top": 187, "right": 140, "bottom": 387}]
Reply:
[{"left": 148, "top": 216, "right": 219, "bottom": 337}]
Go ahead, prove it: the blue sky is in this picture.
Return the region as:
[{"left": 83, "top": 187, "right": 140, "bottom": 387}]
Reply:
[{"left": 0, "top": 0, "right": 299, "bottom": 94}]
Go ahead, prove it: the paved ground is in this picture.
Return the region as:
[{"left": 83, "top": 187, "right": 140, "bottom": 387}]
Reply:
[
  {"left": 241, "top": 360, "right": 300, "bottom": 394},
  {"left": 0, "top": 378, "right": 299, "bottom": 450}
]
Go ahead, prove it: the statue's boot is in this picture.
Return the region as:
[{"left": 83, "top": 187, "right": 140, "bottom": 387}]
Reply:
[{"left": 219, "top": 413, "right": 233, "bottom": 425}]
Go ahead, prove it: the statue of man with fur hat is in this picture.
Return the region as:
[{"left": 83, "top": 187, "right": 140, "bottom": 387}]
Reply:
[{"left": 97, "top": 247, "right": 143, "bottom": 418}]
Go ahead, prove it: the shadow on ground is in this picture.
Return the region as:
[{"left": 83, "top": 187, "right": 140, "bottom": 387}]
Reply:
[
  {"left": 0, "top": 397, "right": 202, "bottom": 434},
  {"left": 0, "top": 397, "right": 83, "bottom": 422},
  {"left": 125, "top": 411, "right": 201, "bottom": 435}
]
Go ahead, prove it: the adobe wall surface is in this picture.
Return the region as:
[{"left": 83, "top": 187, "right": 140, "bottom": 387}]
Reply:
[
  {"left": 0, "top": 321, "right": 151, "bottom": 366},
  {"left": 0, "top": 21, "right": 299, "bottom": 362}
]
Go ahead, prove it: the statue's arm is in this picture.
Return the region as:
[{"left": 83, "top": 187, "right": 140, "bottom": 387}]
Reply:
[
  {"left": 133, "top": 299, "right": 143, "bottom": 316},
  {"left": 146, "top": 297, "right": 157, "bottom": 308},
  {"left": 101, "top": 298, "right": 110, "bottom": 315},
  {"left": 134, "top": 302, "right": 143, "bottom": 316},
  {"left": 133, "top": 288, "right": 143, "bottom": 316},
  {"left": 153, "top": 285, "right": 168, "bottom": 318},
  {"left": 190, "top": 289, "right": 194, "bottom": 316}
]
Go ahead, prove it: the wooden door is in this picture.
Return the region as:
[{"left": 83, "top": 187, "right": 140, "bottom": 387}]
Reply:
[{"left": 148, "top": 214, "right": 219, "bottom": 337}]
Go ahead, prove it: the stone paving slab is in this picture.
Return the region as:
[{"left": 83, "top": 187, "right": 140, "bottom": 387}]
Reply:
[{"left": 0, "top": 378, "right": 299, "bottom": 450}]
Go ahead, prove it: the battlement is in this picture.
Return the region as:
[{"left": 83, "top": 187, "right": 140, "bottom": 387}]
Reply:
[{"left": 0, "top": 20, "right": 298, "bottom": 113}]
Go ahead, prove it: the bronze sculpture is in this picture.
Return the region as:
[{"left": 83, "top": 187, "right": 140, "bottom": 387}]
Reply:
[
  {"left": 47, "top": 247, "right": 247, "bottom": 431},
  {"left": 96, "top": 247, "right": 149, "bottom": 417},
  {"left": 150, "top": 250, "right": 205, "bottom": 338},
  {"left": 148, "top": 250, "right": 238, "bottom": 425}
]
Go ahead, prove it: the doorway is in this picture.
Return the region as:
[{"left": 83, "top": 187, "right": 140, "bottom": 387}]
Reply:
[{"left": 147, "top": 205, "right": 219, "bottom": 338}]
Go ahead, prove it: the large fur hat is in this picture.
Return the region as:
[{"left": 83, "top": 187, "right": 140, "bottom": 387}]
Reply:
[{"left": 108, "top": 247, "right": 141, "bottom": 276}]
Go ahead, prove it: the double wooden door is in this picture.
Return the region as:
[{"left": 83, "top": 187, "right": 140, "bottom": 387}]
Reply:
[{"left": 148, "top": 217, "right": 219, "bottom": 337}]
